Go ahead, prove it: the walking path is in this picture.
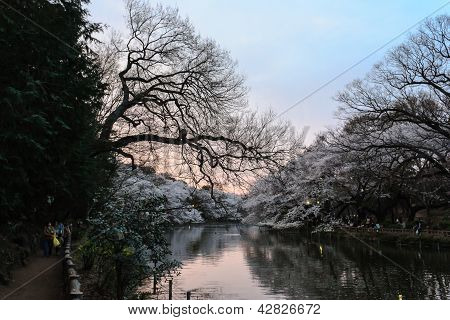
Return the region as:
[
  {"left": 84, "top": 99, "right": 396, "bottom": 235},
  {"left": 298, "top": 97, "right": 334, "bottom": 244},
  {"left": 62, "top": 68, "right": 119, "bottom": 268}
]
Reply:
[{"left": 0, "top": 254, "right": 63, "bottom": 300}]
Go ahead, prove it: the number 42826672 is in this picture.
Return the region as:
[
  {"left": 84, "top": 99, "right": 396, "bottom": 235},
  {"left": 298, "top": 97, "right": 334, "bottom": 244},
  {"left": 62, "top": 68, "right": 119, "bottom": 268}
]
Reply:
[{"left": 257, "top": 303, "right": 320, "bottom": 315}]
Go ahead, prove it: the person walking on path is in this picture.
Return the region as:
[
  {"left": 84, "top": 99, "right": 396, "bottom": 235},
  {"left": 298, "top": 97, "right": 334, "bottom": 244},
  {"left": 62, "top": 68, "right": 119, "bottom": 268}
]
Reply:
[
  {"left": 43, "top": 222, "right": 55, "bottom": 257},
  {"left": 414, "top": 219, "right": 423, "bottom": 236},
  {"left": 54, "top": 221, "right": 64, "bottom": 255},
  {"left": 55, "top": 222, "right": 64, "bottom": 239}
]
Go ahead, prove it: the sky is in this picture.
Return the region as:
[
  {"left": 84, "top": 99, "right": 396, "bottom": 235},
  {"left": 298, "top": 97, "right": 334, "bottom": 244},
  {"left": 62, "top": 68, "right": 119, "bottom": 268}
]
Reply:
[{"left": 88, "top": 0, "right": 449, "bottom": 144}]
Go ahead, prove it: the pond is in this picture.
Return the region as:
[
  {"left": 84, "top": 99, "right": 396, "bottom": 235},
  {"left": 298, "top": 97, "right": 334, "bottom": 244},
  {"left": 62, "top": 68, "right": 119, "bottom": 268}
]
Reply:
[{"left": 163, "top": 224, "right": 450, "bottom": 299}]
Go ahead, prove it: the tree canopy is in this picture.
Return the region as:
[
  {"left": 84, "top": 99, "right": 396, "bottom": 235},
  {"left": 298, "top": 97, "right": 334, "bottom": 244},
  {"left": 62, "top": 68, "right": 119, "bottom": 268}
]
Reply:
[
  {"left": 96, "top": 0, "right": 301, "bottom": 191},
  {"left": 244, "top": 15, "right": 450, "bottom": 228}
]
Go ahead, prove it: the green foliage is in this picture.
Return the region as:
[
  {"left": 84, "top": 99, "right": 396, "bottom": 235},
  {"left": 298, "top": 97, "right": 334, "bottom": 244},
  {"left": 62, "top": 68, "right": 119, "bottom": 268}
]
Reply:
[
  {"left": 80, "top": 193, "right": 179, "bottom": 299},
  {"left": 0, "top": 0, "right": 110, "bottom": 226}
]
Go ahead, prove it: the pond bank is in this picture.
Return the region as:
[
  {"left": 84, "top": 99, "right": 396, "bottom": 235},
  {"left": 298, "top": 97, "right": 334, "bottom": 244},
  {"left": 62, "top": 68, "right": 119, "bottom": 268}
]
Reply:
[
  {"left": 261, "top": 224, "right": 450, "bottom": 249},
  {"left": 335, "top": 227, "right": 450, "bottom": 249}
]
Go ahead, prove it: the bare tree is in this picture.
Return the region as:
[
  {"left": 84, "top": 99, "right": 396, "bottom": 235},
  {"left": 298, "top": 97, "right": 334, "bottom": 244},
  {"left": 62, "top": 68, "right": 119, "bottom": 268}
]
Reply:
[
  {"left": 96, "top": 0, "right": 301, "bottom": 191},
  {"left": 336, "top": 15, "right": 450, "bottom": 176}
]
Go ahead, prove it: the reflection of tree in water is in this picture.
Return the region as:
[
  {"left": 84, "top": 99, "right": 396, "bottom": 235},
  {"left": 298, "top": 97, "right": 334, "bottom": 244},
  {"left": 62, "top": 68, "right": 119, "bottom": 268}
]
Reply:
[
  {"left": 167, "top": 225, "right": 450, "bottom": 299},
  {"left": 169, "top": 224, "right": 242, "bottom": 262},
  {"left": 241, "top": 230, "right": 450, "bottom": 299},
  {"left": 334, "top": 236, "right": 450, "bottom": 299}
]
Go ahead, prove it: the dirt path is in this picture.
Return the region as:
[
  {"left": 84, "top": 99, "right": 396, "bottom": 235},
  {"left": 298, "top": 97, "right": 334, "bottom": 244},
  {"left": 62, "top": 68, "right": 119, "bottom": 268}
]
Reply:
[{"left": 0, "top": 254, "right": 64, "bottom": 300}]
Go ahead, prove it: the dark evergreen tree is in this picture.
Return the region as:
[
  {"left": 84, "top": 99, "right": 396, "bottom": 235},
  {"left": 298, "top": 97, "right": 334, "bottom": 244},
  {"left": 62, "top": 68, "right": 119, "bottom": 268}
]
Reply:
[{"left": 0, "top": 0, "right": 109, "bottom": 227}]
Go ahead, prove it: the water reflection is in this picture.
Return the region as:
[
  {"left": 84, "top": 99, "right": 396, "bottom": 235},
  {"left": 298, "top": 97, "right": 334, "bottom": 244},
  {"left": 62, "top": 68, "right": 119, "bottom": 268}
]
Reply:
[{"left": 165, "top": 224, "right": 450, "bottom": 299}]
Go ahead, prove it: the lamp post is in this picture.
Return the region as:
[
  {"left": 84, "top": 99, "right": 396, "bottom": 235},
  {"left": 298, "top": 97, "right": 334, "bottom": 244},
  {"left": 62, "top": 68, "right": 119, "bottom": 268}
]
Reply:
[
  {"left": 152, "top": 257, "right": 158, "bottom": 294},
  {"left": 166, "top": 275, "right": 174, "bottom": 300}
]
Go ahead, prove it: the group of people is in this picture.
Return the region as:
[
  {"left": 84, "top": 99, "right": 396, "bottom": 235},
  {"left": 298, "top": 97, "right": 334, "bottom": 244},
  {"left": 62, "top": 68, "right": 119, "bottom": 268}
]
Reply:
[
  {"left": 42, "top": 221, "right": 71, "bottom": 257},
  {"left": 352, "top": 216, "right": 425, "bottom": 235},
  {"left": 363, "top": 217, "right": 381, "bottom": 231}
]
